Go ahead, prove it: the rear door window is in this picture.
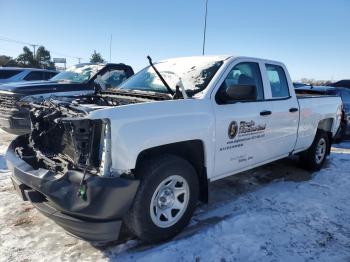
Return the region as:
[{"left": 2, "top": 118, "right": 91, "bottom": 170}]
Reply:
[
  {"left": 101, "top": 70, "right": 127, "bottom": 88},
  {"left": 0, "top": 70, "right": 22, "bottom": 79},
  {"left": 43, "top": 72, "right": 57, "bottom": 80},
  {"left": 266, "top": 64, "right": 290, "bottom": 98},
  {"left": 24, "top": 71, "right": 44, "bottom": 81}
]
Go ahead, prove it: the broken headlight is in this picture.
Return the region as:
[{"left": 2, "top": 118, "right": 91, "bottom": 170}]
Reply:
[{"left": 98, "top": 120, "right": 112, "bottom": 177}]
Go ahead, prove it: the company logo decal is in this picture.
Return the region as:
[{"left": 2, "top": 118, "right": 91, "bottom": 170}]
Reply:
[
  {"left": 228, "top": 120, "right": 266, "bottom": 140},
  {"left": 228, "top": 121, "right": 238, "bottom": 139},
  {"left": 239, "top": 120, "right": 266, "bottom": 134},
  {"left": 221, "top": 120, "right": 267, "bottom": 152}
]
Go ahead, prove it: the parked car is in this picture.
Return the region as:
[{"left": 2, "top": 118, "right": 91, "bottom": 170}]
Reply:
[
  {"left": 7, "top": 55, "right": 342, "bottom": 243},
  {"left": 293, "top": 82, "right": 311, "bottom": 88},
  {"left": 329, "top": 79, "right": 350, "bottom": 89},
  {"left": 295, "top": 85, "right": 350, "bottom": 139},
  {"left": 0, "top": 67, "right": 58, "bottom": 84},
  {"left": 0, "top": 63, "right": 134, "bottom": 134}
]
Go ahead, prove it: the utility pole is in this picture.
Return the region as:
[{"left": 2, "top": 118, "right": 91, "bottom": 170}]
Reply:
[
  {"left": 202, "top": 0, "right": 209, "bottom": 56},
  {"left": 30, "top": 44, "right": 38, "bottom": 57},
  {"left": 109, "top": 34, "right": 112, "bottom": 62},
  {"left": 77, "top": 57, "right": 82, "bottom": 64}
]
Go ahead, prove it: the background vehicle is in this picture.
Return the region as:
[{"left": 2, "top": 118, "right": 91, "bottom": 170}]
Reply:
[
  {"left": 0, "top": 63, "right": 134, "bottom": 134},
  {"left": 329, "top": 79, "right": 350, "bottom": 89},
  {"left": 295, "top": 85, "right": 350, "bottom": 139},
  {"left": 293, "top": 82, "right": 310, "bottom": 88},
  {"left": 0, "top": 67, "right": 57, "bottom": 84},
  {"left": 7, "top": 55, "right": 342, "bottom": 243}
]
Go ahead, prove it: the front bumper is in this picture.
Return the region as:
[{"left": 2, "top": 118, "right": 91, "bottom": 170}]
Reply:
[
  {"left": 6, "top": 137, "right": 140, "bottom": 242},
  {"left": 0, "top": 109, "right": 31, "bottom": 135}
]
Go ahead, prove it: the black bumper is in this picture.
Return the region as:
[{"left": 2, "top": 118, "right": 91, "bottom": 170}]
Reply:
[{"left": 6, "top": 138, "right": 140, "bottom": 242}]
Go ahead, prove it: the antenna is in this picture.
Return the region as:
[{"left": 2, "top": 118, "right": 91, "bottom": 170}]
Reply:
[
  {"left": 109, "top": 34, "right": 112, "bottom": 62},
  {"left": 202, "top": 0, "right": 209, "bottom": 55}
]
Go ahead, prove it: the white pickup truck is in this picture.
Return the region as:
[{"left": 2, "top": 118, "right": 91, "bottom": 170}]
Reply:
[{"left": 7, "top": 55, "right": 342, "bottom": 243}]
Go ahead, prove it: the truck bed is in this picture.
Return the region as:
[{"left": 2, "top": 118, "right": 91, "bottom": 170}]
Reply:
[
  {"left": 294, "top": 95, "right": 342, "bottom": 151},
  {"left": 296, "top": 93, "right": 338, "bottom": 99}
]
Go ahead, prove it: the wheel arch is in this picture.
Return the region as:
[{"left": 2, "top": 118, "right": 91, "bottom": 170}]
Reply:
[{"left": 135, "top": 140, "right": 209, "bottom": 203}]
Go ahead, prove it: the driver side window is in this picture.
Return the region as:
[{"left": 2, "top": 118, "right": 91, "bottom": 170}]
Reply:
[{"left": 216, "top": 62, "right": 264, "bottom": 104}]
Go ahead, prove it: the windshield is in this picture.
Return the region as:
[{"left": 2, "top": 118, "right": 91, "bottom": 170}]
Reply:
[
  {"left": 50, "top": 64, "right": 104, "bottom": 83},
  {"left": 118, "top": 58, "right": 223, "bottom": 95}
]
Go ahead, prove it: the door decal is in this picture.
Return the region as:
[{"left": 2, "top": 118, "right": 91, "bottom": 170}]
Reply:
[{"left": 220, "top": 120, "right": 267, "bottom": 152}]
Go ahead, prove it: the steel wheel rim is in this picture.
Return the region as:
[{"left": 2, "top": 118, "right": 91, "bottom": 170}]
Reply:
[
  {"left": 315, "top": 138, "right": 326, "bottom": 164},
  {"left": 150, "top": 175, "right": 190, "bottom": 228}
]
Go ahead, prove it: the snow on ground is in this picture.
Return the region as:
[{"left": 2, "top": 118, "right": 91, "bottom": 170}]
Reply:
[{"left": 1, "top": 130, "right": 350, "bottom": 262}]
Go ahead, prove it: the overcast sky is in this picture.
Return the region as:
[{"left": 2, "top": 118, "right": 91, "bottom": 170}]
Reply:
[{"left": 0, "top": 0, "right": 349, "bottom": 80}]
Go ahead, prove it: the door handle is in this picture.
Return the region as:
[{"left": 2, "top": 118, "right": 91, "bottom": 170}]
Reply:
[
  {"left": 260, "top": 110, "right": 272, "bottom": 116},
  {"left": 289, "top": 107, "right": 298, "bottom": 113}
]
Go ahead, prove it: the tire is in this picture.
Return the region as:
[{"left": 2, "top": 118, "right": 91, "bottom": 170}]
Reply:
[
  {"left": 300, "top": 131, "right": 329, "bottom": 171},
  {"left": 124, "top": 154, "right": 199, "bottom": 243},
  {"left": 334, "top": 123, "right": 346, "bottom": 143}
]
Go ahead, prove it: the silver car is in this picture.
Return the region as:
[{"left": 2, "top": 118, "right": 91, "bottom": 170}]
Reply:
[{"left": 0, "top": 67, "right": 58, "bottom": 84}]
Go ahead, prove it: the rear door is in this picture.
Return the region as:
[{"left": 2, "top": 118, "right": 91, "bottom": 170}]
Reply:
[
  {"left": 262, "top": 63, "right": 299, "bottom": 158},
  {"left": 212, "top": 59, "right": 273, "bottom": 178}
]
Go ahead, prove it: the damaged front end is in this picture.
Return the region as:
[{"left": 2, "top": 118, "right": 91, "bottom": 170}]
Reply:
[
  {"left": 6, "top": 95, "right": 145, "bottom": 242},
  {"left": 21, "top": 101, "right": 109, "bottom": 176}
]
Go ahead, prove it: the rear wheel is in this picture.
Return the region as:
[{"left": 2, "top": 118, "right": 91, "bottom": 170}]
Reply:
[
  {"left": 300, "top": 131, "right": 329, "bottom": 171},
  {"left": 124, "top": 155, "right": 199, "bottom": 243},
  {"left": 334, "top": 122, "right": 346, "bottom": 143}
]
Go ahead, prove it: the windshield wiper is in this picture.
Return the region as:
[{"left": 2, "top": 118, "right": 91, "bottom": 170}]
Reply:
[{"left": 147, "top": 56, "right": 174, "bottom": 96}]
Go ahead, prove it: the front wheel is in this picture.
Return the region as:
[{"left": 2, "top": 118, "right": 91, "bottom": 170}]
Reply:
[
  {"left": 300, "top": 131, "right": 329, "bottom": 171},
  {"left": 124, "top": 155, "right": 199, "bottom": 243},
  {"left": 334, "top": 122, "right": 346, "bottom": 143}
]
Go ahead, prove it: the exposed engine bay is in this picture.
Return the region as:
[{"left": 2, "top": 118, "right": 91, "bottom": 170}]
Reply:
[{"left": 14, "top": 90, "right": 169, "bottom": 175}]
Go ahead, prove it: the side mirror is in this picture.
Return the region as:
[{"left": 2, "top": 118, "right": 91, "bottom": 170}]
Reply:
[{"left": 224, "top": 84, "right": 257, "bottom": 101}]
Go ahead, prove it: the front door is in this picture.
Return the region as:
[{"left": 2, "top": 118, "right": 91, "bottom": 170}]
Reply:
[{"left": 213, "top": 61, "right": 273, "bottom": 178}]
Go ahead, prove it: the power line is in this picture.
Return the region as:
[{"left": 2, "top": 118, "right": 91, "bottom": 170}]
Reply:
[
  {"left": 0, "top": 46, "right": 23, "bottom": 53},
  {"left": 0, "top": 35, "right": 85, "bottom": 61},
  {"left": 0, "top": 36, "right": 39, "bottom": 55},
  {"left": 0, "top": 36, "right": 38, "bottom": 47}
]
